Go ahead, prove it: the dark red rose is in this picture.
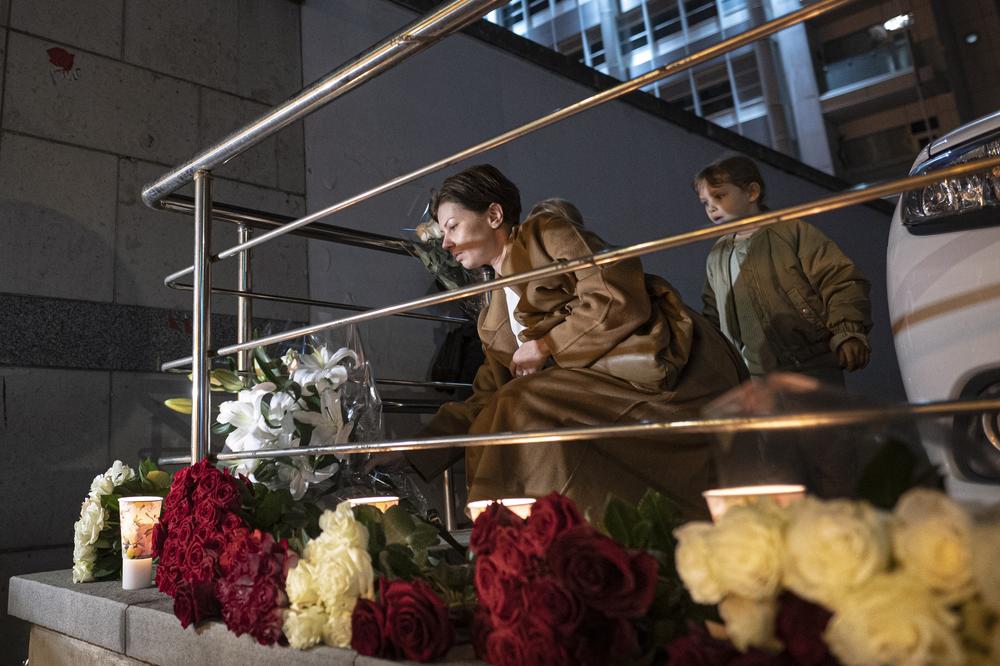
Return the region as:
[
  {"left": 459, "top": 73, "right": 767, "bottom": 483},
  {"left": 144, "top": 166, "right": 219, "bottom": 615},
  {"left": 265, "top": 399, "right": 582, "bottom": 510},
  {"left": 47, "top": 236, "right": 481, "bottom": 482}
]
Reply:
[
  {"left": 775, "top": 593, "right": 836, "bottom": 666},
  {"left": 475, "top": 556, "right": 523, "bottom": 627},
  {"left": 470, "top": 502, "right": 525, "bottom": 557},
  {"left": 523, "top": 492, "right": 583, "bottom": 556},
  {"left": 521, "top": 576, "right": 583, "bottom": 635},
  {"left": 569, "top": 612, "right": 642, "bottom": 666},
  {"left": 212, "top": 477, "right": 240, "bottom": 509},
  {"left": 152, "top": 522, "right": 168, "bottom": 555},
  {"left": 384, "top": 579, "right": 454, "bottom": 662},
  {"left": 522, "top": 620, "right": 573, "bottom": 666},
  {"left": 193, "top": 499, "right": 219, "bottom": 528},
  {"left": 251, "top": 606, "right": 286, "bottom": 646},
  {"left": 220, "top": 510, "right": 246, "bottom": 533},
  {"left": 172, "top": 577, "right": 217, "bottom": 629},
  {"left": 192, "top": 470, "right": 222, "bottom": 503},
  {"left": 352, "top": 598, "right": 390, "bottom": 657},
  {"left": 548, "top": 525, "right": 658, "bottom": 618},
  {"left": 486, "top": 625, "right": 526, "bottom": 666},
  {"left": 493, "top": 525, "right": 533, "bottom": 575}
]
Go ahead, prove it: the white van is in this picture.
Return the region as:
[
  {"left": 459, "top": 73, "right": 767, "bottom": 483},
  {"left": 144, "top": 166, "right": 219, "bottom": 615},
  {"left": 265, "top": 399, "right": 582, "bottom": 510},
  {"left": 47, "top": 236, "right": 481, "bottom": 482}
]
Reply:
[{"left": 887, "top": 109, "right": 1000, "bottom": 502}]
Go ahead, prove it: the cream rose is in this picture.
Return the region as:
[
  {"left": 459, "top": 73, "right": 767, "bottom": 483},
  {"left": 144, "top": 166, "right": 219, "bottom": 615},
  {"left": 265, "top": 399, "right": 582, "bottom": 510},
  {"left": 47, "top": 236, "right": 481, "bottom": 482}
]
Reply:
[
  {"left": 322, "top": 608, "right": 354, "bottom": 648},
  {"left": 284, "top": 560, "right": 319, "bottom": 607},
  {"left": 318, "top": 501, "right": 369, "bottom": 549},
  {"left": 706, "top": 502, "right": 786, "bottom": 601},
  {"left": 824, "top": 573, "right": 963, "bottom": 666},
  {"left": 283, "top": 604, "right": 326, "bottom": 649},
  {"left": 89, "top": 473, "right": 115, "bottom": 499},
  {"left": 783, "top": 498, "right": 889, "bottom": 608},
  {"left": 674, "top": 522, "right": 724, "bottom": 604},
  {"left": 72, "top": 558, "right": 95, "bottom": 584},
  {"left": 719, "top": 595, "right": 781, "bottom": 652},
  {"left": 310, "top": 539, "right": 375, "bottom": 610},
  {"left": 106, "top": 460, "right": 136, "bottom": 487},
  {"left": 892, "top": 489, "right": 973, "bottom": 602},
  {"left": 971, "top": 522, "right": 1000, "bottom": 612},
  {"left": 75, "top": 499, "right": 106, "bottom": 546}
]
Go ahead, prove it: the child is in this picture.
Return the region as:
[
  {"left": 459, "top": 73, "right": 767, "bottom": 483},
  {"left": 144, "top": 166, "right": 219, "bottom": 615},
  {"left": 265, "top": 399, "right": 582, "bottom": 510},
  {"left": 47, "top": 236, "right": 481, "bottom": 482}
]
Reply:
[{"left": 694, "top": 155, "right": 872, "bottom": 385}]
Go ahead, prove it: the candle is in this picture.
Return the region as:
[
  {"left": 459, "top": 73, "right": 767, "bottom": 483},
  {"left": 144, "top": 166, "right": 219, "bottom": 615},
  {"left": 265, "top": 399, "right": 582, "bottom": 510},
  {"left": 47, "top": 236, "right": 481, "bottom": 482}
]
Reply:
[
  {"left": 702, "top": 484, "right": 806, "bottom": 521},
  {"left": 347, "top": 496, "right": 400, "bottom": 513},
  {"left": 467, "top": 498, "right": 536, "bottom": 522},
  {"left": 118, "top": 496, "right": 163, "bottom": 590}
]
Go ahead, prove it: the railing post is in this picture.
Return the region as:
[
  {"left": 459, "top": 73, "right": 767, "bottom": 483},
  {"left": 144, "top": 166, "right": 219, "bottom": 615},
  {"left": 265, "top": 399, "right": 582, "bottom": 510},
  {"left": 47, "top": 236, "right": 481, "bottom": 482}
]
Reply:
[
  {"left": 237, "top": 224, "right": 253, "bottom": 387},
  {"left": 191, "top": 171, "right": 213, "bottom": 464},
  {"left": 442, "top": 467, "right": 456, "bottom": 530}
]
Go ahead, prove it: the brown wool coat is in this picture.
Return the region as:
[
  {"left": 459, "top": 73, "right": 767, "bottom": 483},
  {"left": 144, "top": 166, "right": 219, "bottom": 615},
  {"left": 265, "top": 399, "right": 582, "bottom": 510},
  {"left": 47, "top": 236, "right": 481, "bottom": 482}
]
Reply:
[{"left": 418, "top": 213, "right": 748, "bottom": 520}]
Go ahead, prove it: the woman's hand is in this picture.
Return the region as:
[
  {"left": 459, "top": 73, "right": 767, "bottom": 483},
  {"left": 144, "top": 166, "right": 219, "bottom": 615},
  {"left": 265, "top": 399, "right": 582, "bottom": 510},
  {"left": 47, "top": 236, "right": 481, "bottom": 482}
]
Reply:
[
  {"left": 837, "top": 338, "right": 870, "bottom": 371},
  {"left": 510, "top": 338, "right": 551, "bottom": 377}
]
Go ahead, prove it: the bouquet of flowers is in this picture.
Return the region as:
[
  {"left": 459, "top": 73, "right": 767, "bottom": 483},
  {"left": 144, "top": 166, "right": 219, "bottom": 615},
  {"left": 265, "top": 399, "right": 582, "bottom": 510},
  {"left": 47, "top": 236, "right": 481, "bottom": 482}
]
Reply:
[
  {"left": 72, "top": 459, "right": 172, "bottom": 583},
  {"left": 669, "top": 488, "right": 1000, "bottom": 665},
  {"left": 210, "top": 335, "right": 383, "bottom": 500},
  {"left": 407, "top": 200, "right": 491, "bottom": 319}
]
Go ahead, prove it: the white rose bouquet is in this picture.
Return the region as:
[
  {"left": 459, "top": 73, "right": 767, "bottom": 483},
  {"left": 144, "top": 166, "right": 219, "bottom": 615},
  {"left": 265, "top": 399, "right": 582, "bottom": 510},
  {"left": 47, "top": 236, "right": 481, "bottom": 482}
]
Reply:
[
  {"left": 72, "top": 459, "right": 171, "bottom": 583},
  {"left": 670, "top": 489, "right": 1000, "bottom": 666}
]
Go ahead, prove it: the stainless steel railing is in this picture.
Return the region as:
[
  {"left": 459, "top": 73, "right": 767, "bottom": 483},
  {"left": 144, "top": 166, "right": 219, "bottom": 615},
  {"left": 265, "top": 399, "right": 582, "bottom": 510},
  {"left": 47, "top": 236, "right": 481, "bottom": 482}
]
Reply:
[{"left": 145, "top": 0, "right": 1000, "bottom": 522}]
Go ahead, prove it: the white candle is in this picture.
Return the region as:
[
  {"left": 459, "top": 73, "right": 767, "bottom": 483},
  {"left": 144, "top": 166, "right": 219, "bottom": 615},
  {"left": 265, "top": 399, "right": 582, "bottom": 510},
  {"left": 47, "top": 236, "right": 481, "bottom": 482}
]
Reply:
[
  {"left": 467, "top": 498, "right": 536, "bottom": 521},
  {"left": 702, "top": 484, "right": 806, "bottom": 521},
  {"left": 121, "top": 556, "right": 153, "bottom": 590}
]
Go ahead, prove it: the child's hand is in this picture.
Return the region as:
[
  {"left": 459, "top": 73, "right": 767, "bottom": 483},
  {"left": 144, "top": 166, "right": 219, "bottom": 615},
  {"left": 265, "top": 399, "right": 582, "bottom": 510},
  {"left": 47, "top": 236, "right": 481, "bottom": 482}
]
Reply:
[
  {"left": 837, "top": 338, "right": 870, "bottom": 371},
  {"left": 510, "top": 338, "right": 551, "bottom": 377}
]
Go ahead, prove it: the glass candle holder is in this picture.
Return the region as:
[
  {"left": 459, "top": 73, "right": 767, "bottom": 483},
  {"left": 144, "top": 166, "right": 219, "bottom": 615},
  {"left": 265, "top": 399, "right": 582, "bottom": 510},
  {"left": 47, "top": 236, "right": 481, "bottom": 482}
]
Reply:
[
  {"left": 702, "top": 484, "right": 806, "bottom": 522},
  {"left": 467, "top": 498, "right": 536, "bottom": 522},
  {"left": 346, "top": 496, "right": 400, "bottom": 513},
  {"left": 118, "top": 496, "right": 163, "bottom": 590}
]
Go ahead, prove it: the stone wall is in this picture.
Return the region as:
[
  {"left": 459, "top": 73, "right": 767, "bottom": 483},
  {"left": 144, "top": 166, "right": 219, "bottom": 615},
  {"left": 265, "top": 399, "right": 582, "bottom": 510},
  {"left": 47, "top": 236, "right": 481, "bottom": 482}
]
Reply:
[{"left": 0, "top": 1, "right": 307, "bottom": 661}]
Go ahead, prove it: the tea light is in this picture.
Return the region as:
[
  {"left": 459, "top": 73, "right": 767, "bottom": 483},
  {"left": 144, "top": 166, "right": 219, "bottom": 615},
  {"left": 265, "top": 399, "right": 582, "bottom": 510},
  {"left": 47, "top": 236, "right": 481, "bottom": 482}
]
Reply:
[
  {"left": 118, "top": 496, "right": 163, "bottom": 590},
  {"left": 702, "top": 484, "right": 806, "bottom": 521},
  {"left": 467, "top": 498, "right": 536, "bottom": 522},
  {"left": 347, "top": 496, "right": 400, "bottom": 513}
]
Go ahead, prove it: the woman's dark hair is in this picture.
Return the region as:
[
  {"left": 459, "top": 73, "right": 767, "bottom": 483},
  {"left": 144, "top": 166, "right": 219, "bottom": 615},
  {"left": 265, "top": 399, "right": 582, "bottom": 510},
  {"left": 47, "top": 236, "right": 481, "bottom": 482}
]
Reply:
[
  {"left": 692, "top": 155, "right": 767, "bottom": 207},
  {"left": 432, "top": 164, "right": 522, "bottom": 226}
]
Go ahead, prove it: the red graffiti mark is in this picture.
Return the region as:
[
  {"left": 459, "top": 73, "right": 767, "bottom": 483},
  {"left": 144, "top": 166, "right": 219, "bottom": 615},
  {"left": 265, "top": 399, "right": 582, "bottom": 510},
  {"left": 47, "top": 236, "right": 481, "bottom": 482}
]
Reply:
[{"left": 47, "top": 47, "right": 75, "bottom": 72}]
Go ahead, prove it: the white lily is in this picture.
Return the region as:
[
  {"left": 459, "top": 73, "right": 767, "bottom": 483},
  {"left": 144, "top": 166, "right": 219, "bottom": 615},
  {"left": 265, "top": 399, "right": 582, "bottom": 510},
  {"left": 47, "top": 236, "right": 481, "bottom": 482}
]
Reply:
[
  {"left": 292, "top": 346, "right": 358, "bottom": 396},
  {"left": 294, "top": 388, "right": 354, "bottom": 448},
  {"left": 218, "top": 382, "right": 280, "bottom": 453}
]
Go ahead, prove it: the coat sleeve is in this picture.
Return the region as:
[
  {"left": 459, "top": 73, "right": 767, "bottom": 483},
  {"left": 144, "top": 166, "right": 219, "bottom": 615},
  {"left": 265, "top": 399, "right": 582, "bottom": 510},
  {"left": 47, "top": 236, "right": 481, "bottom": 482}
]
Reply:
[
  {"left": 406, "top": 352, "right": 507, "bottom": 481},
  {"left": 794, "top": 220, "right": 873, "bottom": 336},
  {"left": 702, "top": 256, "right": 721, "bottom": 329},
  {"left": 527, "top": 220, "right": 652, "bottom": 368}
]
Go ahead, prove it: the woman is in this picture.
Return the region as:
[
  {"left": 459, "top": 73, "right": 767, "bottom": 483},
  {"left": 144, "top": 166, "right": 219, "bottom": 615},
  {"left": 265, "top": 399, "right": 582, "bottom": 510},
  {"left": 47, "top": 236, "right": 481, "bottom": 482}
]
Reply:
[{"left": 414, "top": 164, "right": 747, "bottom": 520}]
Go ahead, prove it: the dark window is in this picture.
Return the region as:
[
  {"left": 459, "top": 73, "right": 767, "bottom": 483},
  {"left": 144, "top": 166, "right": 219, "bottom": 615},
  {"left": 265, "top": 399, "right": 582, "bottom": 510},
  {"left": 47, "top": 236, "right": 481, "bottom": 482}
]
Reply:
[
  {"left": 651, "top": 6, "right": 682, "bottom": 41},
  {"left": 684, "top": 0, "right": 719, "bottom": 26},
  {"left": 499, "top": 1, "right": 523, "bottom": 26}
]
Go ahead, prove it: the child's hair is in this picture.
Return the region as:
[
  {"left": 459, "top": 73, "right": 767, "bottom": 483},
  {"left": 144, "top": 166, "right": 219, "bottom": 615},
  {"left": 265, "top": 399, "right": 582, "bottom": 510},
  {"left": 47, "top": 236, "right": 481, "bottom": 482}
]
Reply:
[
  {"left": 692, "top": 155, "right": 767, "bottom": 207},
  {"left": 527, "top": 198, "right": 584, "bottom": 228}
]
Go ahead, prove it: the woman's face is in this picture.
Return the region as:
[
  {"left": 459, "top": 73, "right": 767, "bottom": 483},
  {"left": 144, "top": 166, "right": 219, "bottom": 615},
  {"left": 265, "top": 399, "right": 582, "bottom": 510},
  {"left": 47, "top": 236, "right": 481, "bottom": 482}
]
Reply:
[
  {"left": 437, "top": 200, "right": 506, "bottom": 269},
  {"left": 697, "top": 179, "right": 761, "bottom": 225}
]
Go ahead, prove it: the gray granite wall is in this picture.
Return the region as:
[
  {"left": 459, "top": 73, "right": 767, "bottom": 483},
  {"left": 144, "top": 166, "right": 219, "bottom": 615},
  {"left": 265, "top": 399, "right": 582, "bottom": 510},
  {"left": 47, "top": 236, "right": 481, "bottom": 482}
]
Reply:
[{"left": 0, "top": 1, "right": 307, "bottom": 661}]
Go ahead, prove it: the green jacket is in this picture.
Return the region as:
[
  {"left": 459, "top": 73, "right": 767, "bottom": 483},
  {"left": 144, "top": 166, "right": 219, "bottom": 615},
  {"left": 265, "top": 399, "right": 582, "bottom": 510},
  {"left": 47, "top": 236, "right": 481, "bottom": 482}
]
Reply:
[{"left": 702, "top": 219, "right": 872, "bottom": 375}]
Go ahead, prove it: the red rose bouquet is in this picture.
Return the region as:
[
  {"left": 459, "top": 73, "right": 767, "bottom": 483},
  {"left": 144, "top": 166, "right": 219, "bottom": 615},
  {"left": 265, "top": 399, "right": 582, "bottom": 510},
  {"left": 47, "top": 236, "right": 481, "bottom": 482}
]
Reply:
[
  {"left": 351, "top": 577, "right": 455, "bottom": 661},
  {"left": 470, "top": 492, "right": 663, "bottom": 666}
]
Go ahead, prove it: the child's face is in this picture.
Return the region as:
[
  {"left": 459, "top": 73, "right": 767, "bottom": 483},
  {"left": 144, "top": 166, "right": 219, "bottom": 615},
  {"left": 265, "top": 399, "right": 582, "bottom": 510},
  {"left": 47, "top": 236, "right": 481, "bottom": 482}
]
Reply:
[{"left": 696, "top": 179, "right": 761, "bottom": 225}]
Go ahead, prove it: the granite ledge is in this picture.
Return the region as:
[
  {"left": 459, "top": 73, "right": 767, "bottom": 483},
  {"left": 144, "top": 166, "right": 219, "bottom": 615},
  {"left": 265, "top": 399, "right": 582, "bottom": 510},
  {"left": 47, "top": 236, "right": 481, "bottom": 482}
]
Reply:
[{"left": 9, "top": 570, "right": 483, "bottom": 665}]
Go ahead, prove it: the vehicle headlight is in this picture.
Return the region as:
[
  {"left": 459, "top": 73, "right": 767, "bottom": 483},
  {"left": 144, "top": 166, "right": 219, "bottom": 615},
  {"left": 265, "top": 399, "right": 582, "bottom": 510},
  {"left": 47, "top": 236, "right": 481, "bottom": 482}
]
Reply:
[{"left": 902, "top": 134, "right": 1000, "bottom": 234}]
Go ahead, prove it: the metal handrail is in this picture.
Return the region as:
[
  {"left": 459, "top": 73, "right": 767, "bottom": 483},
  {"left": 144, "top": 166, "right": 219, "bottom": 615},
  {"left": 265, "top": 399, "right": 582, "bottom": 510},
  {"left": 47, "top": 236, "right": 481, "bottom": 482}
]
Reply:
[
  {"left": 159, "top": 154, "right": 1000, "bottom": 370},
  {"left": 153, "top": 396, "right": 1000, "bottom": 466},
  {"left": 141, "top": 0, "right": 506, "bottom": 209},
  {"left": 159, "top": 0, "right": 858, "bottom": 285},
  {"left": 160, "top": 194, "right": 413, "bottom": 257},
  {"left": 167, "top": 282, "right": 470, "bottom": 325}
]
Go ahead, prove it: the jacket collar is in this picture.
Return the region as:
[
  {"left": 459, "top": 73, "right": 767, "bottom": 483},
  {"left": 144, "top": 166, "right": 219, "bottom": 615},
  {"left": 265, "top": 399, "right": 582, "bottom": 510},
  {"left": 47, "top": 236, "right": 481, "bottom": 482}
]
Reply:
[{"left": 478, "top": 278, "right": 517, "bottom": 360}]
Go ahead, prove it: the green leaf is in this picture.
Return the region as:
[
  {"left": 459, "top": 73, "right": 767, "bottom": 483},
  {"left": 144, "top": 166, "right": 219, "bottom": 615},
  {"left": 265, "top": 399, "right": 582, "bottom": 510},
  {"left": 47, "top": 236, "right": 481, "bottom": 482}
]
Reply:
[
  {"left": 856, "top": 438, "right": 919, "bottom": 509},
  {"left": 602, "top": 496, "right": 641, "bottom": 547},
  {"left": 212, "top": 421, "right": 235, "bottom": 435},
  {"left": 630, "top": 519, "right": 653, "bottom": 549},
  {"left": 254, "top": 489, "right": 285, "bottom": 528},
  {"left": 99, "top": 493, "right": 121, "bottom": 512},
  {"left": 383, "top": 505, "right": 417, "bottom": 545},
  {"left": 408, "top": 522, "right": 441, "bottom": 551},
  {"left": 637, "top": 490, "right": 681, "bottom": 553},
  {"left": 379, "top": 543, "right": 422, "bottom": 580},
  {"left": 253, "top": 347, "right": 282, "bottom": 385}
]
